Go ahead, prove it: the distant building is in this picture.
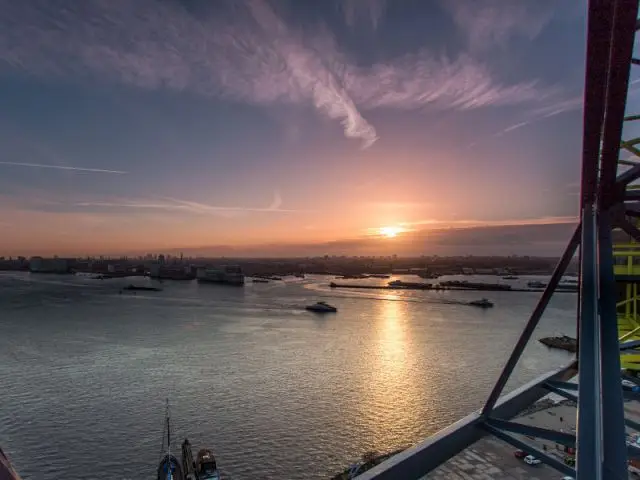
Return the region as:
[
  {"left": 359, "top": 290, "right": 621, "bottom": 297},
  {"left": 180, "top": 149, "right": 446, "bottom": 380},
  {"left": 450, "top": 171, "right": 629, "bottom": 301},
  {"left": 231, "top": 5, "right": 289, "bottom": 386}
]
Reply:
[
  {"left": 29, "top": 257, "right": 70, "bottom": 273},
  {"left": 475, "top": 268, "right": 496, "bottom": 275}
]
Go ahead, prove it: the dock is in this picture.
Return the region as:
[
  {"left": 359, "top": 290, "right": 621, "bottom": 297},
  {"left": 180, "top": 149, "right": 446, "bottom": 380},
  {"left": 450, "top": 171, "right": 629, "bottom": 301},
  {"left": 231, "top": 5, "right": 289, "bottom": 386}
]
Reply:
[{"left": 328, "top": 283, "right": 576, "bottom": 293}]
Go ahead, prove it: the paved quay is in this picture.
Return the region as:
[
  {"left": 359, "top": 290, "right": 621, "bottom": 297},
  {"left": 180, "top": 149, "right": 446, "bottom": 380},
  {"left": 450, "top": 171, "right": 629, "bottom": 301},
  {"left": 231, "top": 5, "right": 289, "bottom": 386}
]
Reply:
[
  {"left": 423, "top": 436, "right": 561, "bottom": 480},
  {"left": 421, "top": 397, "right": 640, "bottom": 479},
  {"left": 422, "top": 401, "right": 577, "bottom": 480}
]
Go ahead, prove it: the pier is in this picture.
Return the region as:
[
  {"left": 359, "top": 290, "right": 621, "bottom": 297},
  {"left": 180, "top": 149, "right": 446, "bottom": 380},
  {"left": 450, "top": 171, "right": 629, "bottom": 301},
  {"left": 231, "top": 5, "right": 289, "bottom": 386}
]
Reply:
[{"left": 328, "top": 282, "right": 576, "bottom": 293}]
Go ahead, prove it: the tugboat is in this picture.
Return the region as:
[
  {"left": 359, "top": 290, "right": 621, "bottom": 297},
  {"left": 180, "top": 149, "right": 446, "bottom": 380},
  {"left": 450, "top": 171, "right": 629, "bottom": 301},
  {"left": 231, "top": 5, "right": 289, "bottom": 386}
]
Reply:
[
  {"left": 306, "top": 301, "right": 338, "bottom": 313},
  {"left": 197, "top": 265, "right": 245, "bottom": 286},
  {"left": 469, "top": 298, "right": 494, "bottom": 308},
  {"left": 157, "top": 401, "right": 221, "bottom": 480},
  {"left": 123, "top": 284, "right": 163, "bottom": 292},
  {"left": 182, "top": 439, "right": 220, "bottom": 480},
  {"left": 388, "top": 280, "right": 432, "bottom": 289},
  {"left": 157, "top": 400, "right": 184, "bottom": 480}
]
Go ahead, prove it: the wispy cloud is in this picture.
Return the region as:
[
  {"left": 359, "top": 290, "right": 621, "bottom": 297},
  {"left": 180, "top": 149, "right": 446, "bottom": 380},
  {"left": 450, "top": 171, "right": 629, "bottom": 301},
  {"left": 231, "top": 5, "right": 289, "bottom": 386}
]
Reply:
[
  {"left": 441, "top": 0, "right": 556, "bottom": 51},
  {"left": 73, "top": 191, "right": 301, "bottom": 216},
  {"left": 0, "top": 161, "right": 126, "bottom": 174},
  {"left": 0, "top": 0, "right": 557, "bottom": 148},
  {"left": 500, "top": 121, "right": 529, "bottom": 134},
  {"left": 491, "top": 77, "right": 640, "bottom": 141},
  {"left": 401, "top": 215, "right": 578, "bottom": 229},
  {"left": 464, "top": 93, "right": 583, "bottom": 148},
  {"left": 366, "top": 201, "right": 431, "bottom": 209},
  {"left": 340, "top": 0, "right": 387, "bottom": 30}
]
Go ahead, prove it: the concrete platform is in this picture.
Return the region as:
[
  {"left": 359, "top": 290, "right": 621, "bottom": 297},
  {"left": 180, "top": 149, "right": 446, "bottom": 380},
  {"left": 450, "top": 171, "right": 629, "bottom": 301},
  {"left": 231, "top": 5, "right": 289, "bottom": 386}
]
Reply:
[{"left": 422, "top": 399, "right": 640, "bottom": 479}]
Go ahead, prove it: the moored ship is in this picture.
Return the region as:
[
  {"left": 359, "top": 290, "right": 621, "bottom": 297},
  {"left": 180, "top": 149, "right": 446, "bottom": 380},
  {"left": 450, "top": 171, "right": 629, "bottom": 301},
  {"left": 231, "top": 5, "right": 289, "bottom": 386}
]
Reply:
[
  {"left": 197, "top": 265, "right": 244, "bottom": 286},
  {"left": 158, "top": 401, "right": 221, "bottom": 480}
]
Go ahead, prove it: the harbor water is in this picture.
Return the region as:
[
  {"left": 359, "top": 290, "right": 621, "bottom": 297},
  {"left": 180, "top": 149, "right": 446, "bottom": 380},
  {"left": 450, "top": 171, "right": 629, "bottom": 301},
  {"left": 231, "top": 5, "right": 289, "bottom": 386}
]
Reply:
[{"left": 0, "top": 272, "right": 576, "bottom": 479}]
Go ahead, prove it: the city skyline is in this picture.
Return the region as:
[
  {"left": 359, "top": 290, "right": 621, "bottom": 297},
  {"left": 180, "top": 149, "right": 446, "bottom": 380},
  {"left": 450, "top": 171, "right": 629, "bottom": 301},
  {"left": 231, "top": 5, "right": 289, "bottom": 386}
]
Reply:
[{"left": 0, "top": 1, "right": 597, "bottom": 256}]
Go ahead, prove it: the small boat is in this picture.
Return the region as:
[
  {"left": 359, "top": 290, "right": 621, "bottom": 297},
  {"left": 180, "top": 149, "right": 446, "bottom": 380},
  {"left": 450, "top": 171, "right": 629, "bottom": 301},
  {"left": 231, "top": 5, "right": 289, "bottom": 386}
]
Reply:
[
  {"left": 469, "top": 298, "right": 494, "bottom": 308},
  {"left": 195, "top": 449, "right": 221, "bottom": 480},
  {"left": 306, "top": 301, "right": 337, "bottom": 313},
  {"left": 158, "top": 454, "right": 183, "bottom": 480},
  {"left": 527, "top": 281, "right": 547, "bottom": 289},
  {"left": 182, "top": 439, "right": 220, "bottom": 480},
  {"left": 123, "top": 284, "right": 163, "bottom": 292},
  {"left": 388, "top": 280, "right": 432, "bottom": 289},
  {"left": 197, "top": 265, "right": 245, "bottom": 286},
  {"left": 502, "top": 275, "right": 519, "bottom": 280},
  {"left": 157, "top": 400, "right": 184, "bottom": 480}
]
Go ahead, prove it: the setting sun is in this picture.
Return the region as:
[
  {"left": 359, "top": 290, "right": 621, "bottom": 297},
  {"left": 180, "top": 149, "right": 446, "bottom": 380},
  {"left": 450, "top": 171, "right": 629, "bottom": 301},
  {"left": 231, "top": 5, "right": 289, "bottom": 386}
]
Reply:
[{"left": 379, "top": 226, "right": 403, "bottom": 238}]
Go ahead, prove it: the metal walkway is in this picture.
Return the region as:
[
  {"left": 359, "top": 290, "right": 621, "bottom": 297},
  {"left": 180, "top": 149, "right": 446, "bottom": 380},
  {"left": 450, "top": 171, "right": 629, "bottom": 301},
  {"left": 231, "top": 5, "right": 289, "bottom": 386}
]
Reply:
[{"left": 359, "top": 0, "right": 640, "bottom": 478}]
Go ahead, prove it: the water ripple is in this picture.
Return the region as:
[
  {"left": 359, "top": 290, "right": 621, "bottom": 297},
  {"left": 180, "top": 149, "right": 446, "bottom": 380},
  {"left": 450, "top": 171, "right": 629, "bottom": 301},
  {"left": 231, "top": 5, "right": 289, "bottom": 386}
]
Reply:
[{"left": 0, "top": 273, "right": 576, "bottom": 479}]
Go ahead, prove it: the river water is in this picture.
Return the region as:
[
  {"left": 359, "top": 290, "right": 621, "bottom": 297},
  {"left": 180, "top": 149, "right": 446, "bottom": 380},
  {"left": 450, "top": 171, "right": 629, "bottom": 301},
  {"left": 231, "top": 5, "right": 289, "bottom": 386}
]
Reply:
[{"left": 0, "top": 272, "right": 576, "bottom": 479}]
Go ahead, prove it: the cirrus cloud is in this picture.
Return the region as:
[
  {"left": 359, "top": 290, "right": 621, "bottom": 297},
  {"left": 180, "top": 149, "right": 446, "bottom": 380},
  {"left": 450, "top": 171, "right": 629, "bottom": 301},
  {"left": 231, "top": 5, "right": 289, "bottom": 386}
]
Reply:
[{"left": 0, "top": 0, "right": 559, "bottom": 148}]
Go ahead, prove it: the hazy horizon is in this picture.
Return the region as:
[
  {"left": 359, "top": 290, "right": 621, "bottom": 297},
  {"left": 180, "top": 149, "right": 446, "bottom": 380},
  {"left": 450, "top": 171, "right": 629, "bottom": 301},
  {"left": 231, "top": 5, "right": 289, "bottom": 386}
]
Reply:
[
  {"left": 0, "top": 1, "right": 591, "bottom": 256},
  {"left": 3, "top": 219, "right": 578, "bottom": 258}
]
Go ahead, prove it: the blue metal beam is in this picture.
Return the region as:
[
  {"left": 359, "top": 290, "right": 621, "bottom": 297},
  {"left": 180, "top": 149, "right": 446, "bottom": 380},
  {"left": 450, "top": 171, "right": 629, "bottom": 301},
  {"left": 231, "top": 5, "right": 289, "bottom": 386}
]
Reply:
[
  {"left": 488, "top": 418, "right": 640, "bottom": 461},
  {"left": 599, "top": 211, "right": 631, "bottom": 479},
  {"left": 481, "top": 225, "right": 581, "bottom": 416},
  {"left": 627, "top": 418, "right": 640, "bottom": 432},
  {"left": 546, "top": 380, "right": 578, "bottom": 391},
  {"left": 620, "top": 340, "right": 640, "bottom": 350},
  {"left": 486, "top": 418, "right": 575, "bottom": 446},
  {"left": 577, "top": 204, "right": 602, "bottom": 479},
  {"left": 481, "top": 423, "right": 576, "bottom": 477},
  {"left": 548, "top": 377, "right": 640, "bottom": 402},
  {"left": 358, "top": 366, "right": 576, "bottom": 480},
  {"left": 544, "top": 382, "right": 579, "bottom": 403}
]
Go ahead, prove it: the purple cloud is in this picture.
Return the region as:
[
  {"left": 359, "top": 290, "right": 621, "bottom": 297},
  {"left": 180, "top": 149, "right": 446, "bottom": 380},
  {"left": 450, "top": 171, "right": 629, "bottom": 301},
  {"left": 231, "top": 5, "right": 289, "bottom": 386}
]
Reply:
[
  {"left": 340, "top": 0, "right": 387, "bottom": 30},
  {"left": 0, "top": 0, "right": 559, "bottom": 148},
  {"left": 441, "top": 0, "right": 556, "bottom": 51}
]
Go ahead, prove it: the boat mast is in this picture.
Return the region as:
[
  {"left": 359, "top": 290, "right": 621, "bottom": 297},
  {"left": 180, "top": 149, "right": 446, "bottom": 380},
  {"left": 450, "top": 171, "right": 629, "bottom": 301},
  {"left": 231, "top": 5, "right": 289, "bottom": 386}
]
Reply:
[
  {"left": 165, "top": 398, "right": 172, "bottom": 480},
  {"left": 166, "top": 398, "right": 171, "bottom": 454}
]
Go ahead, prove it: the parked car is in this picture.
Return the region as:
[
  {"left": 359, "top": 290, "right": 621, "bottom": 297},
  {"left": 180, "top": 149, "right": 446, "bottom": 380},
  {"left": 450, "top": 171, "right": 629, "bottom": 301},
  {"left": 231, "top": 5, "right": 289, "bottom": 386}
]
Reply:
[
  {"left": 524, "top": 455, "right": 542, "bottom": 465},
  {"left": 514, "top": 450, "right": 527, "bottom": 459}
]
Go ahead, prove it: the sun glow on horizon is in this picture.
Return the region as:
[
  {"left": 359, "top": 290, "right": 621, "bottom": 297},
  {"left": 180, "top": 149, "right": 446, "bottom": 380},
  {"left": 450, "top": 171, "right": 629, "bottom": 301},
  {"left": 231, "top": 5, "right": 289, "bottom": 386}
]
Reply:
[{"left": 379, "top": 226, "right": 404, "bottom": 238}]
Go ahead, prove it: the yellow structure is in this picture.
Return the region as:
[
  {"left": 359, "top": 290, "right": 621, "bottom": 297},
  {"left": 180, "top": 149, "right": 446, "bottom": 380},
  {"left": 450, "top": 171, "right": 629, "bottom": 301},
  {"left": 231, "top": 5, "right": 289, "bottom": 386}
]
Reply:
[{"left": 615, "top": 235, "right": 640, "bottom": 371}]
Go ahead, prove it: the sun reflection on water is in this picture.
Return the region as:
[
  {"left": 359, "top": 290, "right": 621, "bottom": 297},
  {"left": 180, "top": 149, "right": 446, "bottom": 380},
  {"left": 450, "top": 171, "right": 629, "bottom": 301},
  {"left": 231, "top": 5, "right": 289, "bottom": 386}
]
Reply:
[
  {"left": 378, "top": 297, "right": 407, "bottom": 376},
  {"left": 355, "top": 296, "right": 423, "bottom": 450}
]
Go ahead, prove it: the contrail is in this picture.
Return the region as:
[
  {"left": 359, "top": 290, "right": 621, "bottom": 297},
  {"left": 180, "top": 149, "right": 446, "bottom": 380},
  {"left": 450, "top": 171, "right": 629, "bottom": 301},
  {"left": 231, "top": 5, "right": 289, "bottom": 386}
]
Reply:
[{"left": 0, "top": 161, "right": 127, "bottom": 174}]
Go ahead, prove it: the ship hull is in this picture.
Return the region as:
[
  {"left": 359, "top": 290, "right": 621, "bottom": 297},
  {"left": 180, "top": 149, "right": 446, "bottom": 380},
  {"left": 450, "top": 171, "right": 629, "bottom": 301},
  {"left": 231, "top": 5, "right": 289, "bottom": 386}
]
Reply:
[{"left": 197, "top": 277, "right": 244, "bottom": 286}]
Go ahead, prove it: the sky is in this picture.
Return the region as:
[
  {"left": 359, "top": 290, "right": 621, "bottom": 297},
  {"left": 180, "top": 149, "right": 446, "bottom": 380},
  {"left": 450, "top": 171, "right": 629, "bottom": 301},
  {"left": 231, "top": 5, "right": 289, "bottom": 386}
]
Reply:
[{"left": 0, "top": 0, "right": 601, "bottom": 257}]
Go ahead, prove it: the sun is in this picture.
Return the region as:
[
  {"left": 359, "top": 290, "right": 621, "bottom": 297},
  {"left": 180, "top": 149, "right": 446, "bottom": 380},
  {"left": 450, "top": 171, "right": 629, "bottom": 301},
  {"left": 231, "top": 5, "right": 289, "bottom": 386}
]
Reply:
[{"left": 379, "top": 226, "right": 403, "bottom": 238}]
